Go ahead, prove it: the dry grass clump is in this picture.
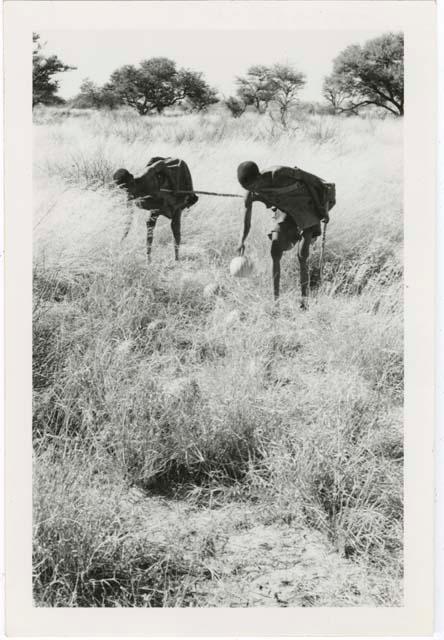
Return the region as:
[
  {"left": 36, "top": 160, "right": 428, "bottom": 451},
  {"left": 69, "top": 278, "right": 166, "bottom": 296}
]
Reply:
[
  {"left": 32, "top": 260, "right": 267, "bottom": 485},
  {"left": 33, "top": 107, "right": 403, "bottom": 606},
  {"left": 33, "top": 450, "right": 206, "bottom": 606}
]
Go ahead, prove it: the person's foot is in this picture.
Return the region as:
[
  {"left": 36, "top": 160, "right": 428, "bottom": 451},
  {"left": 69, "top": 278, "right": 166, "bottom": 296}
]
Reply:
[{"left": 300, "top": 297, "right": 308, "bottom": 310}]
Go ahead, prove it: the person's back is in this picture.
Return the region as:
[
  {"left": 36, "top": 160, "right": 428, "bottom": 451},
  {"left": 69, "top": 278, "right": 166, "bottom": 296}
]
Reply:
[
  {"left": 251, "top": 165, "right": 319, "bottom": 230},
  {"left": 255, "top": 165, "right": 301, "bottom": 189}
]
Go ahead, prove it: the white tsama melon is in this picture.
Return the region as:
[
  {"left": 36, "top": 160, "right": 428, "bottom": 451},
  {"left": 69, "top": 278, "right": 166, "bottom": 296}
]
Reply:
[
  {"left": 203, "top": 282, "right": 222, "bottom": 298},
  {"left": 229, "top": 256, "right": 254, "bottom": 278}
]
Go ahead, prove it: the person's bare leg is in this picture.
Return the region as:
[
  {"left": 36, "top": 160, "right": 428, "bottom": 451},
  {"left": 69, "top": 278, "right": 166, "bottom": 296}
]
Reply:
[
  {"left": 271, "top": 235, "right": 283, "bottom": 300},
  {"left": 146, "top": 212, "right": 159, "bottom": 263},
  {"left": 121, "top": 208, "right": 133, "bottom": 243},
  {"left": 171, "top": 210, "right": 182, "bottom": 261},
  {"left": 298, "top": 228, "right": 313, "bottom": 309}
]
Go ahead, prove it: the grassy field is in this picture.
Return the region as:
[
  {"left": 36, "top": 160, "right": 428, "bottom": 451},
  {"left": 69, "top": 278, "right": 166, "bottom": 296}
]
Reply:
[{"left": 33, "top": 107, "right": 403, "bottom": 607}]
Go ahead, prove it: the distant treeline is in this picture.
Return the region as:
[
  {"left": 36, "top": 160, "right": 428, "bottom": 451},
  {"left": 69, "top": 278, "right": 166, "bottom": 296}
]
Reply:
[{"left": 33, "top": 32, "right": 404, "bottom": 118}]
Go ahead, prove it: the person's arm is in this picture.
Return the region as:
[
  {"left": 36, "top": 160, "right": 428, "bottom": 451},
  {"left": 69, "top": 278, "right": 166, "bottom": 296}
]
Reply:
[{"left": 238, "top": 192, "right": 253, "bottom": 255}]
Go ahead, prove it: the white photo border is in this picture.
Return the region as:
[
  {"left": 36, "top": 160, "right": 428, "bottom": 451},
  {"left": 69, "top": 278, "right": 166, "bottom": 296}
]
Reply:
[{"left": 4, "top": 1, "right": 436, "bottom": 636}]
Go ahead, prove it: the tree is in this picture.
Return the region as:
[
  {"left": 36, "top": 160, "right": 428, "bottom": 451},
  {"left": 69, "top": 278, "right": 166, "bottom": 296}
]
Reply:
[
  {"left": 32, "top": 33, "right": 75, "bottom": 107},
  {"left": 267, "top": 63, "right": 306, "bottom": 126},
  {"left": 235, "top": 63, "right": 306, "bottom": 123},
  {"left": 70, "top": 78, "right": 102, "bottom": 109},
  {"left": 70, "top": 78, "right": 122, "bottom": 110},
  {"left": 180, "top": 70, "right": 219, "bottom": 112},
  {"left": 97, "top": 83, "right": 123, "bottom": 110},
  {"left": 235, "top": 65, "right": 276, "bottom": 114},
  {"left": 324, "top": 32, "right": 404, "bottom": 116},
  {"left": 107, "top": 58, "right": 217, "bottom": 115},
  {"left": 322, "top": 75, "right": 350, "bottom": 114}
]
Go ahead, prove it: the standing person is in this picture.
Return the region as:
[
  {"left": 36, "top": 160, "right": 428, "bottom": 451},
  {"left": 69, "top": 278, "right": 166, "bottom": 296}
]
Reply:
[
  {"left": 236, "top": 161, "right": 333, "bottom": 307},
  {"left": 114, "top": 157, "right": 198, "bottom": 262}
]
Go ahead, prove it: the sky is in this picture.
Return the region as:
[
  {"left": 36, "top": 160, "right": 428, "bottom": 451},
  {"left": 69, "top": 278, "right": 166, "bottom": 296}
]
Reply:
[{"left": 39, "top": 30, "right": 386, "bottom": 103}]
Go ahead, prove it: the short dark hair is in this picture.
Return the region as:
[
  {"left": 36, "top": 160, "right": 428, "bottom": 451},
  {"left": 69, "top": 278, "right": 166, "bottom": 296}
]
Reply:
[
  {"left": 113, "top": 168, "right": 134, "bottom": 188},
  {"left": 237, "top": 161, "right": 259, "bottom": 189}
]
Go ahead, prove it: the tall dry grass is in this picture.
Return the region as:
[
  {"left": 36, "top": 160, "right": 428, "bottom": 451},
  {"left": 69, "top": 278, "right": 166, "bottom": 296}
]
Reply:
[{"left": 33, "top": 107, "right": 403, "bottom": 606}]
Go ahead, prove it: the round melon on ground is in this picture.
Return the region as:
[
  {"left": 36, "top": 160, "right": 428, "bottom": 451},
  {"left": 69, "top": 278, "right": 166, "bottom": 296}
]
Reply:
[
  {"left": 203, "top": 282, "right": 222, "bottom": 298},
  {"left": 229, "top": 256, "right": 254, "bottom": 278}
]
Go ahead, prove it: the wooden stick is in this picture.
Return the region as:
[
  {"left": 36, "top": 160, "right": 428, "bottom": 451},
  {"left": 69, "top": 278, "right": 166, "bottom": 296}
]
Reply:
[
  {"left": 160, "top": 188, "right": 243, "bottom": 199},
  {"left": 319, "top": 219, "right": 327, "bottom": 285}
]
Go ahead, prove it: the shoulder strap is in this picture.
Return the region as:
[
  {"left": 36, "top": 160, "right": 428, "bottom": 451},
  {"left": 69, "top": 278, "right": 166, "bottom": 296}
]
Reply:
[
  {"left": 146, "top": 156, "right": 166, "bottom": 167},
  {"left": 253, "top": 167, "right": 326, "bottom": 218}
]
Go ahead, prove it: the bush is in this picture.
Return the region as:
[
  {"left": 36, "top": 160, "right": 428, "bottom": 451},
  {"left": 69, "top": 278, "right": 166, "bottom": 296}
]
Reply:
[{"left": 225, "top": 97, "right": 247, "bottom": 118}]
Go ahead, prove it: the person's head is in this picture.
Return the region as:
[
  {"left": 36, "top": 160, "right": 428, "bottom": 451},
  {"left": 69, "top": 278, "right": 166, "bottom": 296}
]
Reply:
[
  {"left": 237, "top": 161, "right": 260, "bottom": 190},
  {"left": 113, "top": 168, "right": 135, "bottom": 191}
]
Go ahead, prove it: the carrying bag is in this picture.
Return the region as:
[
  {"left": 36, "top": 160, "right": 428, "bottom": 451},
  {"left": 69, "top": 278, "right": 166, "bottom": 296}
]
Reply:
[
  {"left": 145, "top": 156, "right": 198, "bottom": 209},
  {"left": 257, "top": 166, "right": 336, "bottom": 219},
  {"left": 146, "top": 157, "right": 192, "bottom": 193},
  {"left": 295, "top": 168, "right": 336, "bottom": 215}
]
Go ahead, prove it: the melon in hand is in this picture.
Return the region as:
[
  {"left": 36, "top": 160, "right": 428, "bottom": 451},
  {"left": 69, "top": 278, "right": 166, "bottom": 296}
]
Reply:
[{"left": 229, "top": 255, "right": 254, "bottom": 278}]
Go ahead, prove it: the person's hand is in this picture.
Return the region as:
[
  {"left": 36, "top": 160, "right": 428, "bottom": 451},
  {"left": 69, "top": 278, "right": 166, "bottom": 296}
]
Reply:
[
  {"left": 237, "top": 244, "right": 245, "bottom": 256},
  {"left": 323, "top": 212, "right": 330, "bottom": 224}
]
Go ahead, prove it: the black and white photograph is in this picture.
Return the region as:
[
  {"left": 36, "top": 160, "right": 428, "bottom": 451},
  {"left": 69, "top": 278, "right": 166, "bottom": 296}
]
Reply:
[
  {"left": 31, "top": 25, "right": 405, "bottom": 608},
  {"left": 3, "top": 0, "right": 437, "bottom": 633}
]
